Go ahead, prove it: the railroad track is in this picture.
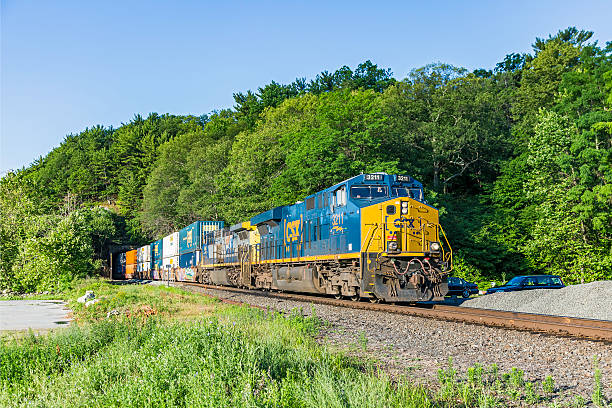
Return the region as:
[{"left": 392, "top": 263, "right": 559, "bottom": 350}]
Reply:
[{"left": 178, "top": 282, "right": 612, "bottom": 343}]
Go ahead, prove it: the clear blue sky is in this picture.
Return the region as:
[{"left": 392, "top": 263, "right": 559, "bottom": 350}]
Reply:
[{"left": 2, "top": 0, "right": 611, "bottom": 174}]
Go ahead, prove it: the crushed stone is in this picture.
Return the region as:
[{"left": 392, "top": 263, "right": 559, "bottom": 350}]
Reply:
[{"left": 461, "top": 281, "right": 612, "bottom": 321}]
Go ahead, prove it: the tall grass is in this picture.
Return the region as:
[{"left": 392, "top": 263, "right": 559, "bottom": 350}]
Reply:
[
  {"left": 1, "top": 282, "right": 607, "bottom": 407},
  {"left": 1, "top": 292, "right": 433, "bottom": 407}
]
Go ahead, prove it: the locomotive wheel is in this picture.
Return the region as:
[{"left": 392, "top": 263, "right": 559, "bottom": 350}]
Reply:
[
  {"left": 462, "top": 289, "right": 471, "bottom": 299},
  {"left": 369, "top": 297, "right": 380, "bottom": 304},
  {"left": 334, "top": 294, "right": 343, "bottom": 300},
  {"left": 350, "top": 294, "right": 360, "bottom": 302}
]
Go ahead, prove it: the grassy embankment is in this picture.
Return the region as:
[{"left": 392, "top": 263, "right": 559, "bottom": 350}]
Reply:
[{"left": 0, "top": 280, "right": 606, "bottom": 407}]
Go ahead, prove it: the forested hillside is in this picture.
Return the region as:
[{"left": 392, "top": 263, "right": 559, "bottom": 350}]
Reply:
[{"left": 1, "top": 28, "right": 610, "bottom": 292}]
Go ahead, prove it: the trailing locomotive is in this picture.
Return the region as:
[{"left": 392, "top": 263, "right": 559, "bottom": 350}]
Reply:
[{"left": 117, "top": 173, "right": 452, "bottom": 302}]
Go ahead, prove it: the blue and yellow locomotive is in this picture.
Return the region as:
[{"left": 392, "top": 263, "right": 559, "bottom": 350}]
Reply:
[{"left": 194, "top": 173, "right": 452, "bottom": 302}]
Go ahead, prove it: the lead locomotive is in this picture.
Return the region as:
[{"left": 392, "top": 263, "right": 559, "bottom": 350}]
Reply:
[{"left": 119, "top": 173, "right": 452, "bottom": 303}]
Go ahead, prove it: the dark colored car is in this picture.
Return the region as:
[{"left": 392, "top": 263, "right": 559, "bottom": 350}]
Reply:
[
  {"left": 447, "top": 277, "right": 479, "bottom": 298},
  {"left": 486, "top": 275, "right": 565, "bottom": 294}
]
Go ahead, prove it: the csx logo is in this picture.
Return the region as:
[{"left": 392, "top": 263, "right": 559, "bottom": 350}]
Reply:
[
  {"left": 394, "top": 217, "right": 415, "bottom": 228},
  {"left": 286, "top": 219, "right": 301, "bottom": 242}
]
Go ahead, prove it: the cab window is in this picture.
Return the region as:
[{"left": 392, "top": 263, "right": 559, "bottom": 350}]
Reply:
[
  {"left": 350, "top": 185, "right": 388, "bottom": 199},
  {"left": 392, "top": 186, "right": 423, "bottom": 201}
]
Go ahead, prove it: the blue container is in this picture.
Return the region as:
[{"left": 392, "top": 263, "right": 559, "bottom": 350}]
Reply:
[
  {"left": 179, "top": 221, "right": 224, "bottom": 255},
  {"left": 200, "top": 221, "right": 224, "bottom": 245},
  {"left": 179, "top": 251, "right": 199, "bottom": 268},
  {"left": 112, "top": 252, "right": 127, "bottom": 279},
  {"left": 179, "top": 221, "right": 201, "bottom": 255},
  {"left": 151, "top": 239, "right": 163, "bottom": 270}
]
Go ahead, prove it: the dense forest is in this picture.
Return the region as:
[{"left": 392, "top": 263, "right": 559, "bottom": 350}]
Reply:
[{"left": 1, "top": 27, "right": 610, "bottom": 292}]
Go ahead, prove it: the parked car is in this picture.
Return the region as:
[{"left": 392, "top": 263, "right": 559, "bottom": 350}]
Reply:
[
  {"left": 486, "top": 275, "right": 565, "bottom": 294},
  {"left": 447, "top": 277, "right": 479, "bottom": 298}
]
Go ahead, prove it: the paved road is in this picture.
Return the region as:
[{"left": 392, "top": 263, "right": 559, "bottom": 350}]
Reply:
[{"left": 0, "top": 300, "right": 71, "bottom": 331}]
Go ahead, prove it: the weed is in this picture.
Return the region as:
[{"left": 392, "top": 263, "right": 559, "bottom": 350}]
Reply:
[
  {"left": 437, "top": 357, "right": 458, "bottom": 401},
  {"left": 543, "top": 375, "right": 556, "bottom": 395},
  {"left": 524, "top": 381, "right": 540, "bottom": 405},
  {"left": 467, "top": 363, "right": 484, "bottom": 387},
  {"left": 509, "top": 367, "right": 525, "bottom": 389},
  {"left": 573, "top": 395, "right": 586, "bottom": 407},
  {"left": 592, "top": 356, "right": 606, "bottom": 407},
  {"left": 357, "top": 331, "right": 368, "bottom": 351},
  {"left": 488, "top": 363, "right": 499, "bottom": 383}
]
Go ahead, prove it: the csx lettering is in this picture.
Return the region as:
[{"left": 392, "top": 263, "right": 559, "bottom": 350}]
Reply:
[
  {"left": 286, "top": 220, "right": 301, "bottom": 242},
  {"left": 394, "top": 217, "right": 415, "bottom": 228}
]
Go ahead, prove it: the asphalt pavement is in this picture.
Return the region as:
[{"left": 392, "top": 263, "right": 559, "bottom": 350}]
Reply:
[{"left": 0, "top": 300, "right": 71, "bottom": 331}]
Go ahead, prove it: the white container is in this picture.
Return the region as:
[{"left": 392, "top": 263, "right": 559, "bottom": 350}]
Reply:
[
  {"left": 162, "top": 256, "right": 179, "bottom": 270},
  {"left": 162, "top": 232, "right": 179, "bottom": 258},
  {"left": 138, "top": 262, "right": 151, "bottom": 272},
  {"left": 137, "top": 245, "right": 151, "bottom": 263}
]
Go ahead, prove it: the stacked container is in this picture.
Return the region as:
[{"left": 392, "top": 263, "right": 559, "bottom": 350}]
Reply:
[
  {"left": 201, "top": 221, "right": 225, "bottom": 238},
  {"left": 137, "top": 244, "right": 151, "bottom": 279},
  {"left": 162, "top": 232, "right": 179, "bottom": 279},
  {"left": 177, "top": 221, "right": 224, "bottom": 281},
  {"left": 125, "top": 249, "right": 137, "bottom": 279},
  {"left": 179, "top": 221, "right": 201, "bottom": 281},
  {"left": 151, "top": 239, "right": 163, "bottom": 279},
  {"left": 113, "top": 252, "right": 127, "bottom": 279}
]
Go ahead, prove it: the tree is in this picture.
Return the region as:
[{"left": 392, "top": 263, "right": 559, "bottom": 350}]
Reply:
[
  {"left": 223, "top": 89, "right": 397, "bottom": 222},
  {"left": 512, "top": 27, "right": 594, "bottom": 145},
  {"left": 382, "top": 63, "right": 513, "bottom": 193}
]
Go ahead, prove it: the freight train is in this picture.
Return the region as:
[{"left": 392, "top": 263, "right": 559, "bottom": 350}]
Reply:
[{"left": 113, "top": 173, "right": 453, "bottom": 302}]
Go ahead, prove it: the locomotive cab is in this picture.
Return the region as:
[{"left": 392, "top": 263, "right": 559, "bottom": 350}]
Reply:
[{"left": 350, "top": 173, "right": 452, "bottom": 302}]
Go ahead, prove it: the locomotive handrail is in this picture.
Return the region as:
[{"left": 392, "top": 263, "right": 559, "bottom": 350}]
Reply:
[
  {"left": 361, "top": 223, "right": 379, "bottom": 253},
  {"left": 438, "top": 223, "right": 453, "bottom": 272},
  {"left": 417, "top": 219, "right": 453, "bottom": 273}
]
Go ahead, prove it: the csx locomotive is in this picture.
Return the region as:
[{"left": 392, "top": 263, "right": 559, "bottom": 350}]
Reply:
[{"left": 114, "top": 173, "right": 452, "bottom": 302}]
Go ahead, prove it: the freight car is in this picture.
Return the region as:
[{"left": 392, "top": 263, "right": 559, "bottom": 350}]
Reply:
[{"left": 116, "top": 173, "right": 452, "bottom": 302}]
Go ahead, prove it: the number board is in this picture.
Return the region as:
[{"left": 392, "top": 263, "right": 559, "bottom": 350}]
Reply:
[
  {"left": 364, "top": 174, "right": 384, "bottom": 181},
  {"left": 396, "top": 175, "right": 412, "bottom": 182}
]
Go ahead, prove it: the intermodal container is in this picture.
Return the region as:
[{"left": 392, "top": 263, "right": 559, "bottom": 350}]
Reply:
[
  {"left": 179, "top": 221, "right": 201, "bottom": 255},
  {"left": 138, "top": 262, "right": 151, "bottom": 279},
  {"left": 137, "top": 245, "right": 151, "bottom": 263},
  {"left": 151, "top": 239, "right": 163, "bottom": 270},
  {"left": 126, "top": 249, "right": 137, "bottom": 265},
  {"left": 112, "top": 252, "right": 126, "bottom": 279},
  {"left": 162, "top": 255, "right": 179, "bottom": 270},
  {"left": 200, "top": 221, "right": 224, "bottom": 245},
  {"left": 162, "top": 232, "right": 179, "bottom": 258},
  {"left": 179, "top": 251, "right": 200, "bottom": 268},
  {"left": 125, "top": 263, "right": 136, "bottom": 279}
]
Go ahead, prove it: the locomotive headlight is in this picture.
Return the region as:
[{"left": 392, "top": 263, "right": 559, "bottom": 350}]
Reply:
[
  {"left": 388, "top": 241, "right": 398, "bottom": 251},
  {"left": 401, "top": 202, "right": 408, "bottom": 214},
  {"left": 401, "top": 202, "right": 408, "bottom": 208},
  {"left": 430, "top": 241, "right": 441, "bottom": 252}
]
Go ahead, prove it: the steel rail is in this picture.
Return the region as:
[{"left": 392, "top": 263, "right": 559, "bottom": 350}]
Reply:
[{"left": 178, "top": 282, "right": 612, "bottom": 343}]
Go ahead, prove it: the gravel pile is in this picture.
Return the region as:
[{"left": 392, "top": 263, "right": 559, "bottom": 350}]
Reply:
[
  {"left": 462, "top": 281, "right": 612, "bottom": 321},
  {"left": 175, "top": 283, "right": 612, "bottom": 405}
]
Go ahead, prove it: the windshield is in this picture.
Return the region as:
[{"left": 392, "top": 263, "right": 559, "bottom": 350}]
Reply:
[
  {"left": 350, "top": 185, "right": 388, "bottom": 199},
  {"left": 506, "top": 277, "right": 524, "bottom": 286},
  {"left": 392, "top": 187, "right": 423, "bottom": 201}
]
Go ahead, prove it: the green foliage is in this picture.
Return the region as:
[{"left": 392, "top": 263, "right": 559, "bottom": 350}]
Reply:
[
  {"left": 0, "top": 173, "right": 120, "bottom": 292},
  {"left": 382, "top": 63, "right": 513, "bottom": 193},
  {"left": 221, "top": 89, "right": 398, "bottom": 223}
]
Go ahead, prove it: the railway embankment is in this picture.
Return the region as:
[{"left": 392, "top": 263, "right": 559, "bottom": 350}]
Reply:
[{"left": 179, "top": 283, "right": 612, "bottom": 406}]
